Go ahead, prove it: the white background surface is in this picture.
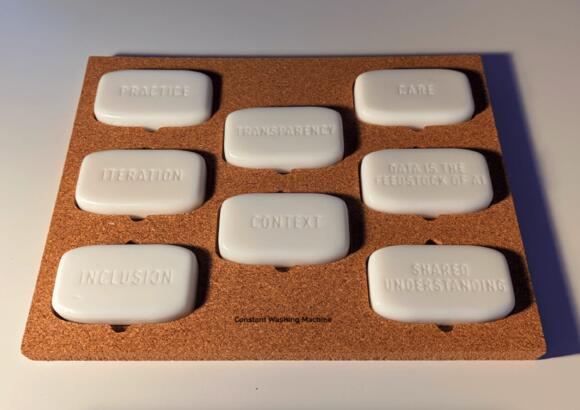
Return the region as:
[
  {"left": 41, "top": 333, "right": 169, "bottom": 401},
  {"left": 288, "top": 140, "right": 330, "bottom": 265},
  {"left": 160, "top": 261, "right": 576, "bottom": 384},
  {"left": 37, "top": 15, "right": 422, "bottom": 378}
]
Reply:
[{"left": 1, "top": 1, "right": 579, "bottom": 409}]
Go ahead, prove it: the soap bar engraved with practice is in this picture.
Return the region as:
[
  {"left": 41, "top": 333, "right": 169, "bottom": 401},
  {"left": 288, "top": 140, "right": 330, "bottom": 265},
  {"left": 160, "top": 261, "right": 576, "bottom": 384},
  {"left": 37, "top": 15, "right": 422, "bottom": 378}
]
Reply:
[
  {"left": 51, "top": 245, "right": 198, "bottom": 325},
  {"left": 218, "top": 193, "right": 350, "bottom": 266},
  {"left": 354, "top": 69, "right": 474, "bottom": 129},
  {"left": 94, "top": 70, "right": 213, "bottom": 130},
  {"left": 360, "top": 148, "right": 493, "bottom": 218},
  {"left": 224, "top": 106, "right": 344, "bottom": 172},
  {"left": 75, "top": 149, "right": 206, "bottom": 218},
  {"left": 367, "top": 245, "right": 515, "bottom": 324}
]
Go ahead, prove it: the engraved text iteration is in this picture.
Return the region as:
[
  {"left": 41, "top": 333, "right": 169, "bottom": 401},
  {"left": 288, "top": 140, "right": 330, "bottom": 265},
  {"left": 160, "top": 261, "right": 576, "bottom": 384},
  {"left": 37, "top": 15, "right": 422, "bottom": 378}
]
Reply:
[
  {"left": 236, "top": 124, "right": 335, "bottom": 137},
  {"left": 250, "top": 214, "right": 322, "bottom": 230},
  {"left": 101, "top": 168, "right": 184, "bottom": 182},
  {"left": 79, "top": 268, "right": 173, "bottom": 286},
  {"left": 119, "top": 84, "right": 191, "bottom": 97},
  {"left": 397, "top": 83, "right": 435, "bottom": 95},
  {"left": 374, "top": 161, "right": 487, "bottom": 187}
]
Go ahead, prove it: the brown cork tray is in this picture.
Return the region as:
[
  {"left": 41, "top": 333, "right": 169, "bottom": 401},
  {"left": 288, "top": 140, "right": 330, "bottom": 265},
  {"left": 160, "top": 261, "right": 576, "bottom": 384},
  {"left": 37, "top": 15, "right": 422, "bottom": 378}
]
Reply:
[{"left": 21, "top": 55, "right": 546, "bottom": 360}]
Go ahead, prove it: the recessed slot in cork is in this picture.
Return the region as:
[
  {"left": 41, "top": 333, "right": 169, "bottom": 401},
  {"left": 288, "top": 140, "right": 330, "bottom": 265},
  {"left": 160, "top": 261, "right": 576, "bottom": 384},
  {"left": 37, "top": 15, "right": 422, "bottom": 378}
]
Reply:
[
  {"left": 275, "top": 266, "right": 290, "bottom": 272},
  {"left": 111, "top": 325, "right": 128, "bottom": 333},
  {"left": 437, "top": 325, "right": 454, "bottom": 333},
  {"left": 125, "top": 240, "right": 138, "bottom": 245},
  {"left": 425, "top": 239, "right": 442, "bottom": 245},
  {"left": 129, "top": 215, "right": 145, "bottom": 222}
]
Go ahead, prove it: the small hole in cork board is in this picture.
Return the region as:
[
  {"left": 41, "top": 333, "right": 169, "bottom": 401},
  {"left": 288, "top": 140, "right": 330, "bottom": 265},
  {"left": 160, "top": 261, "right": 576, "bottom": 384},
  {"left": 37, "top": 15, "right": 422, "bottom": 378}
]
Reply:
[
  {"left": 125, "top": 240, "right": 138, "bottom": 245},
  {"left": 111, "top": 325, "right": 128, "bottom": 333},
  {"left": 425, "top": 239, "right": 442, "bottom": 245},
  {"left": 275, "top": 266, "right": 290, "bottom": 272},
  {"left": 437, "top": 324, "right": 454, "bottom": 333}
]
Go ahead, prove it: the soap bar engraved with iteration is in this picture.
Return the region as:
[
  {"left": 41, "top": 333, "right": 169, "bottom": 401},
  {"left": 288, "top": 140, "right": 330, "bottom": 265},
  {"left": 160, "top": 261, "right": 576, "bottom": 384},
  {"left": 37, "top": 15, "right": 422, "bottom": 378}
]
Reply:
[
  {"left": 218, "top": 193, "right": 350, "bottom": 266},
  {"left": 224, "top": 107, "right": 344, "bottom": 172},
  {"left": 360, "top": 148, "right": 493, "bottom": 218},
  {"left": 51, "top": 245, "right": 198, "bottom": 325},
  {"left": 367, "top": 245, "right": 515, "bottom": 324},
  {"left": 75, "top": 149, "right": 206, "bottom": 218},
  {"left": 94, "top": 69, "right": 213, "bottom": 130},
  {"left": 354, "top": 69, "right": 474, "bottom": 129}
]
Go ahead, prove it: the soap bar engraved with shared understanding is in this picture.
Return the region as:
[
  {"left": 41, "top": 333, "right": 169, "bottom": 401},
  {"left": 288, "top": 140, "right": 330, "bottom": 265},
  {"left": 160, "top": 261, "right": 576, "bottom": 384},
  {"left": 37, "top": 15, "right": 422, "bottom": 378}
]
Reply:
[
  {"left": 75, "top": 149, "right": 206, "bottom": 218},
  {"left": 94, "top": 70, "right": 213, "bottom": 130},
  {"left": 354, "top": 69, "right": 475, "bottom": 129},
  {"left": 218, "top": 193, "right": 350, "bottom": 266},
  {"left": 360, "top": 148, "right": 493, "bottom": 218},
  {"left": 51, "top": 245, "right": 198, "bottom": 325},
  {"left": 367, "top": 245, "right": 515, "bottom": 324},
  {"left": 224, "top": 106, "right": 344, "bottom": 172}
]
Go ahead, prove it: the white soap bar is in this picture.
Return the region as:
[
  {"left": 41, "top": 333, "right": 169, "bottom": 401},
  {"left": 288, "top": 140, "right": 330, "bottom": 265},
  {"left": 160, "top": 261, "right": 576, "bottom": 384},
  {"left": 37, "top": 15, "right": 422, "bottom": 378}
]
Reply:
[
  {"left": 360, "top": 148, "right": 492, "bottom": 218},
  {"left": 75, "top": 149, "right": 206, "bottom": 218},
  {"left": 52, "top": 245, "right": 198, "bottom": 324},
  {"left": 354, "top": 69, "right": 474, "bottom": 128},
  {"left": 368, "top": 245, "right": 515, "bottom": 324},
  {"left": 218, "top": 193, "right": 349, "bottom": 266},
  {"left": 94, "top": 70, "right": 212, "bottom": 130},
  {"left": 224, "top": 107, "right": 344, "bottom": 172}
]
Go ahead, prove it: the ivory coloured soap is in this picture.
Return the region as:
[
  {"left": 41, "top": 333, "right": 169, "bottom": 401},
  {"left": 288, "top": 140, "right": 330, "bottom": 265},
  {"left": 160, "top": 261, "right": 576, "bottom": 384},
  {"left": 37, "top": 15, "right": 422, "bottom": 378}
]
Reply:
[
  {"left": 360, "top": 148, "right": 493, "bottom": 218},
  {"left": 94, "top": 69, "right": 213, "bottom": 130},
  {"left": 218, "top": 193, "right": 350, "bottom": 266},
  {"left": 224, "top": 107, "right": 344, "bottom": 172},
  {"left": 52, "top": 245, "right": 198, "bottom": 325},
  {"left": 354, "top": 69, "right": 474, "bottom": 128},
  {"left": 75, "top": 149, "right": 206, "bottom": 218},
  {"left": 367, "top": 245, "right": 515, "bottom": 324}
]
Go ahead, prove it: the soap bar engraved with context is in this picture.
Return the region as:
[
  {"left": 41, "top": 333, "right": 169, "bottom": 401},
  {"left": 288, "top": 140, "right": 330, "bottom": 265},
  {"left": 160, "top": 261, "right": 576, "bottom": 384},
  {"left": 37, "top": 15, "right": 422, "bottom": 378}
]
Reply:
[
  {"left": 75, "top": 149, "right": 206, "bottom": 218},
  {"left": 354, "top": 69, "right": 474, "bottom": 129},
  {"left": 367, "top": 245, "right": 515, "bottom": 324},
  {"left": 94, "top": 70, "right": 213, "bottom": 130},
  {"left": 360, "top": 148, "right": 493, "bottom": 218},
  {"left": 51, "top": 245, "right": 198, "bottom": 325},
  {"left": 218, "top": 193, "right": 350, "bottom": 266},
  {"left": 224, "top": 106, "right": 344, "bottom": 172}
]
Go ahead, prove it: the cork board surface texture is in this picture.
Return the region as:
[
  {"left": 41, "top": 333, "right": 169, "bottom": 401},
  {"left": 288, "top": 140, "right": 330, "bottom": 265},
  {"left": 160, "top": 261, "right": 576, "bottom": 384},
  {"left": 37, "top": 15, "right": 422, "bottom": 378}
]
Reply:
[{"left": 21, "top": 55, "right": 546, "bottom": 360}]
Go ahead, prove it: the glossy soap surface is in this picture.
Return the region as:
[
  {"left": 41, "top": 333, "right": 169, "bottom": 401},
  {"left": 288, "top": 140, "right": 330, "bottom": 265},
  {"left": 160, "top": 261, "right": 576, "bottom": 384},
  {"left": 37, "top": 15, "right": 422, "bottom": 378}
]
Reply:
[
  {"left": 354, "top": 69, "right": 474, "bottom": 128},
  {"left": 367, "top": 245, "right": 515, "bottom": 324},
  {"left": 94, "top": 69, "right": 213, "bottom": 130},
  {"left": 360, "top": 148, "right": 493, "bottom": 218},
  {"left": 75, "top": 149, "right": 207, "bottom": 218},
  {"left": 224, "top": 106, "right": 344, "bottom": 172},
  {"left": 218, "top": 193, "right": 350, "bottom": 266},
  {"left": 51, "top": 245, "right": 198, "bottom": 325}
]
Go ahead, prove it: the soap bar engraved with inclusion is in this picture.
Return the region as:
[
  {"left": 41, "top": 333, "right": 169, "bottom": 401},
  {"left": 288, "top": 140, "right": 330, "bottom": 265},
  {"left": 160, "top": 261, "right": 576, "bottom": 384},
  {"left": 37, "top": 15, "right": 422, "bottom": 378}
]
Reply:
[
  {"left": 51, "top": 245, "right": 198, "bottom": 325},
  {"left": 360, "top": 148, "right": 493, "bottom": 218},
  {"left": 218, "top": 193, "right": 350, "bottom": 266},
  {"left": 94, "top": 70, "right": 213, "bottom": 130},
  {"left": 224, "top": 107, "right": 344, "bottom": 172},
  {"left": 75, "top": 149, "right": 206, "bottom": 218},
  {"left": 354, "top": 69, "right": 475, "bottom": 129},
  {"left": 367, "top": 245, "right": 515, "bottom": 324}
]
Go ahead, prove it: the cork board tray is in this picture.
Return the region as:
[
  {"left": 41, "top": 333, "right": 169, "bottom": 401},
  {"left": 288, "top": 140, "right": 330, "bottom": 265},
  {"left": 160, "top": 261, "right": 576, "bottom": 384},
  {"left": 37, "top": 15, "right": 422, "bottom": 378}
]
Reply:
[{"left": 21, "top": 55, "right": 546, "bottom": 360}]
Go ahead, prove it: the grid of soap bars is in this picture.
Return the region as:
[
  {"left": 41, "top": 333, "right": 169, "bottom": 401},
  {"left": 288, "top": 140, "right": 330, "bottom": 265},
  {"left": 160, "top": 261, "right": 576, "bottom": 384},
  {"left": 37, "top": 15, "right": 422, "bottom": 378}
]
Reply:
[{"left": 22, "top": 56, "right": 545, "bottom": 360}]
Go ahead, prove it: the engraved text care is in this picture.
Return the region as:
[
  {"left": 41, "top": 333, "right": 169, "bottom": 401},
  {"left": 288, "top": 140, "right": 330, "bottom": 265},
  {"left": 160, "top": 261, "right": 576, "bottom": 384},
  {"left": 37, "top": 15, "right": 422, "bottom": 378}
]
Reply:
[{"left": 397, "top": 83, "right": 435, "bottom": 95}]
